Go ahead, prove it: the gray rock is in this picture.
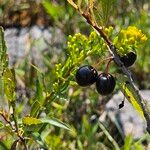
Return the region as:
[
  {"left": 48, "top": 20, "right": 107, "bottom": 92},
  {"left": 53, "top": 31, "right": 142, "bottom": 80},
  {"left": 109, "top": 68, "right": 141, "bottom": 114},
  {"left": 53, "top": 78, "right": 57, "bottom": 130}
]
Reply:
[
  {"left": 4, "top": 26, "right": 65, "bottom": 68},
  {"left": 99, "top": 90, "right": 150, "bottom": 138}
]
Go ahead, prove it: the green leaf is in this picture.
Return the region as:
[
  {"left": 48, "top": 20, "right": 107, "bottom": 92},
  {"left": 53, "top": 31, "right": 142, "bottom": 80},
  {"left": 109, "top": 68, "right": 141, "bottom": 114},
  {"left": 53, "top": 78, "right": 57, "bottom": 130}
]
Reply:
[
  {"left": 0, "top": 121, "right": 4, "bottom": 129},
  {"left": 82, "top": 115, "right": 90, "bottom": 133},
  {"left": 42, "top": 0, "right": 64, "bottom": 21},
  {"left": 3, "top": 68, "right": 16, "bottom": 102},
  {"left": 22, "top": 117, "right": 42, "bottom": 125},
  {"left": 23, "top": 117, "right": 71, "bottom": 131},
  {"left": 31, "top": 132, "right": 48, "bottom": 149},
  {"left": 35, "top": 78, "right": 44, "bottom": 102},
  {"left": 0, "top": 26, "right": 8, "bottom": 76},
  {"left": 22, "top": 117, "right": 43, "bottom": 131},
  {"left": 93, "top": 0, "right": 116, "bottom": 25},
  {"left": 98, "top": 122, "right": 120, "bottom": 150},
  {"left": 117, "top": 75, "right": 148, "bottom": 117},
  {"left": 0, "top": 141, "right": 9, "bottom": 150},
  {"left": 30, "top": 101, "right": 42, "bottom": 117},
  {"left": 77, "top": 139, "right": 84, "bottom": 150},
  {"left": 118, "top": 75, "right": 150, "bottom": 133},
  {"left": 134, "top": 143, "right": 144, "bottom": 150},
  {"left": 40, "top": 118, "right": 71, "bottom": 131},
  {"left": 123, "top": 135, "right": 133, "bottom": 150},
  {"left": 0, "top": 27, "right": 8, "bottom": 99}
]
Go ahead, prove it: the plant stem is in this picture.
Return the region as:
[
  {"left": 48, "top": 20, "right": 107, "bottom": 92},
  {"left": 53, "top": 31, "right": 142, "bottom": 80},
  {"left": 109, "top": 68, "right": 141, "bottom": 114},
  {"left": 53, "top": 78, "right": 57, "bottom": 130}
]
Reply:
[
  {"left": 99, "top": 122, "right": 120, "bottom": 150},
  {"left": 11, "top": 105, "right": 28, "bottom": 150},
  {"left": 0, "top": 110, "right": 28, "bottom": 149},
  {"left": 105, "top": 57, "right": 113, "bottom": 74}
]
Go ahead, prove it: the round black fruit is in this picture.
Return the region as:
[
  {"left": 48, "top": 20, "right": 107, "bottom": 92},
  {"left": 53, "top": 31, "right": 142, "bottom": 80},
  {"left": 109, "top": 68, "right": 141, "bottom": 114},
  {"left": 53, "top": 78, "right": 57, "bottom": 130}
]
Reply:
[
  {"left": 76, "top": 65, "right": 98, "bottom": 86},
  {"left": 120, "top": 52, "right": 137, "bottom": 67},
  {"left": 96, "top": 73, "right": 116, "bottom": 95}
]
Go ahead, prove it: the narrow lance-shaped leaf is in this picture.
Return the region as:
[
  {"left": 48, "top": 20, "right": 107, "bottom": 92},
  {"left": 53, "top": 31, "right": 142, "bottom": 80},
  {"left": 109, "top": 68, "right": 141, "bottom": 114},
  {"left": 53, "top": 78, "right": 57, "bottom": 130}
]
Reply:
[
  {"left": 122, "top": 134, "right": 133, "bottom": 150},
  {"left": 41, "top": 118, "right": 71, "bottom": 131},
  {"left": 0, "top": 26, "right": 8, "bottom": 76},
  {"left": 117, "top": 75, "right": 150, "bottom": 120},
  {"left": 30, "top": 101, "right": 42, "bottom": 117},
  {"left": 0, "top": 27, "right": 9, "bottom": 98},
  {"left": 35, "top": 78, "right": 44, "bottom": 102},
  {"left": 23, "top": 117, "right": 71, "bottom": 130},
  {"left": 31, "top": 132, "right": 48, "bottom": 149},
  {"left": 3, "top": 68, "right": 16, "bottom": 102}
]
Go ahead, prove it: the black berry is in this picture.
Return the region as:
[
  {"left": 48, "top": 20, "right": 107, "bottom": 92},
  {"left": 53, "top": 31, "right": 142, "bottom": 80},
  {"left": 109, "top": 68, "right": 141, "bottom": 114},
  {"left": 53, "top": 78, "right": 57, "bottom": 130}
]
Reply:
[
  {"left": 120, "top": 52, "right": 137, "bottom": 67},
  {"left": 76, "top": 65, "right": 98, "bottom": 86},
  {"left": 96, "top": 73, "right": 116, "bottom": 95}
]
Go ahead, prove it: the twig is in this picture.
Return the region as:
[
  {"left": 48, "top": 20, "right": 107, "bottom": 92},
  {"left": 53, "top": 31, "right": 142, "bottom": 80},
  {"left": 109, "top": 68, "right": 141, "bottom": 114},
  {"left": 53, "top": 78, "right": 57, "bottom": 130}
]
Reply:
[
  {"left": 105, "top": 57, "right": 113, "bottom": 74},
  {"left": 12, "top": 105, "right": 28, "bottom": 150},
  {"left": 0, "top": 110, "right": 28, "bottom": 150},
  {"left": 0, "top": 111, "right": 15, "bottom": 131}
]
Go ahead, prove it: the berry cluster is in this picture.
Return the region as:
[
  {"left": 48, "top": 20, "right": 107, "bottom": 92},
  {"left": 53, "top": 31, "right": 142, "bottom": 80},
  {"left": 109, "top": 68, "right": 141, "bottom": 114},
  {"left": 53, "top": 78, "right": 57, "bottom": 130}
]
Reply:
[
  {"left": 75, "top": 51, "right": 137, "bottom": 96},
  {"left": 75, "top": 65, "right": 116, "bottom": 95}
]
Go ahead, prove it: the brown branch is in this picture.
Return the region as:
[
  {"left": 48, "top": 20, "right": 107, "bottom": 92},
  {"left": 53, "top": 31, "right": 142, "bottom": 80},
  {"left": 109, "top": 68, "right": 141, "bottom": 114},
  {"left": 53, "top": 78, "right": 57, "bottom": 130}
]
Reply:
[{"left": 82, "top": 13, "right": 112, "bottom": 46}]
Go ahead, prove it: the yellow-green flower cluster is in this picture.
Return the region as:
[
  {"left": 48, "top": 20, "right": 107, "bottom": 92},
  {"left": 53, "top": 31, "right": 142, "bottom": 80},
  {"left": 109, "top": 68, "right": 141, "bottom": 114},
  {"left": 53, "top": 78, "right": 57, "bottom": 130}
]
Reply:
[
  {"left": 120, "top": 26, "right": 147, "bottom": 44},
  {"left": 104, "top": 26, "right": 114, "bottom": 37},
  {"left": 113, "top": 26, "right": 147, "bottom": 55}
]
